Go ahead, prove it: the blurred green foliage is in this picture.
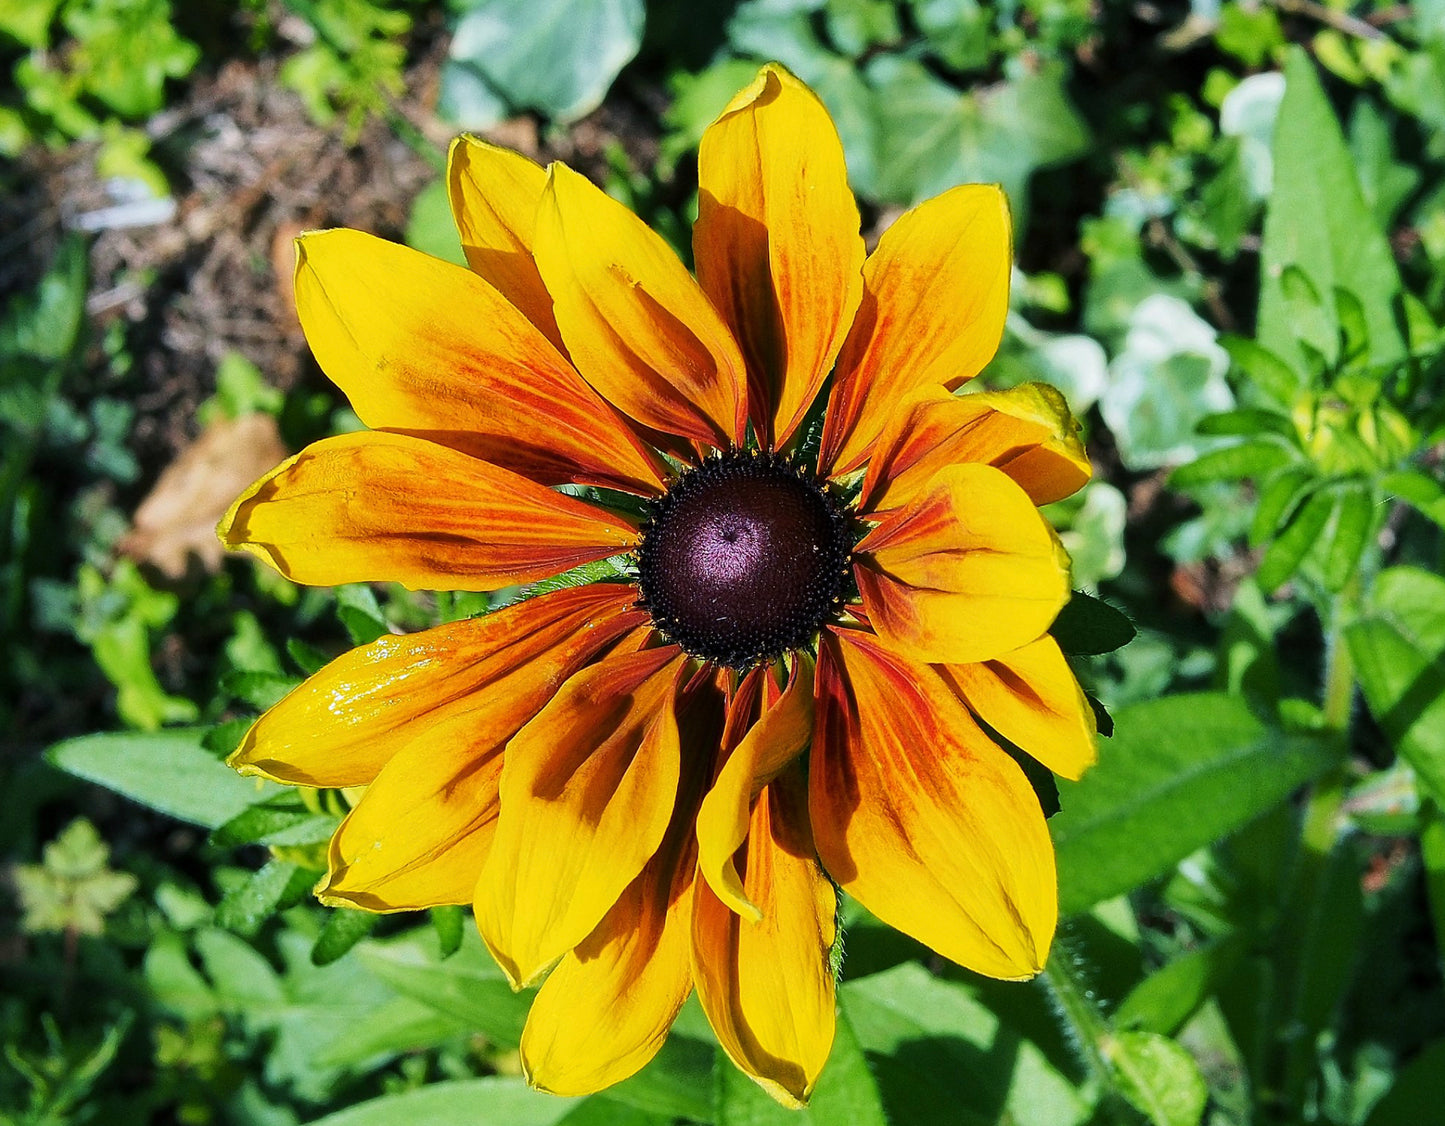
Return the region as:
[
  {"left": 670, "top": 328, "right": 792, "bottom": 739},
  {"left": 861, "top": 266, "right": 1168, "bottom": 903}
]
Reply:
[{"left": 10, "top": 2, "right": 1445, "bottom": 1126}]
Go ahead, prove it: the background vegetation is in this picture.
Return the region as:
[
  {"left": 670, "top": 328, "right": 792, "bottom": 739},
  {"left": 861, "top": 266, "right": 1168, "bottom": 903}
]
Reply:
[{"left": 5, "top": 1, "right": 1445, "bottom": 1123}]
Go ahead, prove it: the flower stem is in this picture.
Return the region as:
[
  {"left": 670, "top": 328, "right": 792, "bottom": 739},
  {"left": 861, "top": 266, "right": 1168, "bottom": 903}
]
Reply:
[{"left": 1041, "top": 938, "right": 1142, "bottom": 1121}]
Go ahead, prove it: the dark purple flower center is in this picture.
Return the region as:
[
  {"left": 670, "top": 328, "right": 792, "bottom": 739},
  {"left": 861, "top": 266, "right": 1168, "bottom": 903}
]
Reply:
[{"left": 637, "top": 451, "right": 851, "bottom": 669}]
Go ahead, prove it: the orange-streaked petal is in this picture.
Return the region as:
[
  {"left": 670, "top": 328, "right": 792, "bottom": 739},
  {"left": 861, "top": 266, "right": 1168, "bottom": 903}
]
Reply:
[
  {"left": 818, "top": 185, "right": 1012, "bottom": 475},
  {"left": 694, "top": 63, "right": 864, "bottom": 449},
  {"left": 940, "top": 634, "right": 1097, "bottom": 782},
  {"left": 294, "top": 229, "right": 663, "bottom": 496},
  {"left": 861, "top": 383, "right": 1091, "bottom": 514},
  {"left": 693, "top": 766, "right": 836, "bottom": 1108},
  {"left": 477, "top": 646, "right": 688, "bottom": 988},
  {"left": 446, "top": 135, "right": 563, "bottom": 350},
  {"left": 534, "top": 162, "right": 748, "bottom": 449},
  {"left": 229, "top": 583, "right": 642, "bottom": 787},
  {"left": 318, "top": 711, "right": 503, "bottom": 911},
  {"left": 219, "top": 431, "right": 639, "bottom": 591},
  {"left": 812, "top": 628, "right": 1056, "bottom": 979},
  {"left": 854, "top": 462, "right": 1070, "bottom": 664},
  {"left": 696, "top": 655, "right": 814, "bottom": 919},
  {"left": 521, "top": 765, "right": 700, "bottom": 1095}
]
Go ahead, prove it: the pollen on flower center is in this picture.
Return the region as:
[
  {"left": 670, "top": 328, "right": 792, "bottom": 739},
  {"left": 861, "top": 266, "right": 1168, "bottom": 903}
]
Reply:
[{"left": 637, "top": 451, "right": 852, "bottom": 669}]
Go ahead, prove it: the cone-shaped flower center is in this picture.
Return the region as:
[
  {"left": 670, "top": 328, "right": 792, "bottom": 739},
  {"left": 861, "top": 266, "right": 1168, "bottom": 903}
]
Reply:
[{"left": 638, "top": 452, "right": 851, "bottom": 668}]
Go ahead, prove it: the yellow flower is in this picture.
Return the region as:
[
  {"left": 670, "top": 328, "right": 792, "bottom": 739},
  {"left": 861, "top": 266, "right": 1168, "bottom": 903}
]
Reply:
[{"left": 219, "top": 64, "right": 1097, "bottom": 1107}]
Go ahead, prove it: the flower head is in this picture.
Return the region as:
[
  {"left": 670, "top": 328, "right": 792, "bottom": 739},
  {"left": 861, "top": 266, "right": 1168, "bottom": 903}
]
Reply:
[{"left": 220, "top": 63, "right": 1096, "bottom": 1106}]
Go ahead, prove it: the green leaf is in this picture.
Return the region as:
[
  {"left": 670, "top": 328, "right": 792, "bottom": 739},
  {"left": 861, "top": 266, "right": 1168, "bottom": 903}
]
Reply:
[
  {"left": 1364, "top": 1038, "right": 1445, "bottom": 1126},
  {"left": 1168, "top": 441, "right": 1293, "bottom": 488},
  {"left": 1221, "top": 336, "right": 1301, "bottom": 405},
  {"left": 1051, "top": 694, "right": 1341, "bottom": 914},
  {"left": 358, "top": 926, "right": 532, "bottom": 1047},
  {"left": 1051, "top": 591, "right": 1136, "bottom": 657},
  {"left": 834, "top": 963, "right": 1089, "bottom": 1125},
  {"left": 716, "top": 997, "right": 889, "bottom": 1126},
  {"left": 47, "top": 729, "right": 279, "bottom": 828},
  {"left": 221, "top": 670, "right": 301, "bottom": 711},
  {"left": 287, "top": 636, "right": 333, "bottom": 676},
  {"left": 1256, "top": 486, "right": 1332, "bottom": 593},
  {"left": 864, "top": 54, "right": 1089, "bottom": 216},
  {"left": 312, "top": 906, "right": 380, "bottom": 966},
  {"left": 1257, "top": 50, "right": 1404, "bottom": 375},
  {"left": 1321, "top": 482, "right": 1375, "bottom": 592},
  {"left": 210, "top": 801, "right": 336, "bottom": 849},
  {"left": 406, "top": 178, "right": 468, "bottom": 267},
  {"left": 441, "top": 0, "right": 644, "bottom": 126},
  {"left": 610, "top": 1035, "right": 715, "bottom": 1123},
  {"left": 215, "top": 860, "right": 305, "bottom": 938},
  {"left": 1105, "top": 1030, "right": 1208, "bottom": 1126},
  {"left": 1193, "top": 408, "right": 1294, "bottom": 438},
  {"left": 1113, "top": 937, "right": 1246, "bottom": 1036},
  {"left": 1250, "top": 466, "right": 1312, "bottom": 548},
  {"left": 1346, "top": 567, "right": 1445, "bottom": 804},
  {"left": 1383, "top": 468, "right": 1445, "bottom": 529},
  {"left": 431, "top": 904, "right": 465, "bottom": 959},
  {"left": 336, "top": 584, "right": 390, "bottom": 645},
  {"left": 305, "top": 1077, "right": 579, "bottom": 1126},
  {"left": 202, "top": 717, "right": 253, "bottom": 757}
]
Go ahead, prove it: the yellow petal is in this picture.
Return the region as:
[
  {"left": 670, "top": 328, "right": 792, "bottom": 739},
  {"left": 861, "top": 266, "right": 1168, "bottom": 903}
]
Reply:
[
  {"left": 694, "top": 63, "right": 864, "bottom": 448},
  {"left": 477, "top": 646, "right": 688, "bottom": 988},
  {"left": 854, "top": 462, "right": 1070, "bottom": 664},
  {"left": 521, "top": 790, "right": 698, "bottom": 1095},
  {"left": 940, "top": 634, "right": 1097, "bottom": 782},
  {"left": 534, "top": 162, "right": 748, "bottom": 449},
  {"left": 861, "top": 383, "right": 1091, "bottom": 514},
  {"left": 318, "top": 710, "right": 504, "bottom": 911},
  {"left": 812, "top": 628, "right": 1056, "bottom": 979},
  {"left": 693, "top": 766, "right": 836, "bottom": 1108},
  {"left": 446, "top": 135, "right": 564, "bottom": 351},
  {"left": 695, "top": 654, "right": 814, "bottom": 919},
  {"left": 219, "top": 431, "right": 639, "bottom": 591},
  {"left": 294, "top": 228, "right": 663, "bottom": 496},
  {"left": 819, "top": 185, "right": 1012, "bottom": 475},
  {"left": 229, "top": 583, "right": 643, "bottom": 787}
]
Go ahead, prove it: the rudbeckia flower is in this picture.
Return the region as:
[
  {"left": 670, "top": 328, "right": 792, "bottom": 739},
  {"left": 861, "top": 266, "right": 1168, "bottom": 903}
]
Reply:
[{"left": 219, "top": 64, "right": 1097, "bottom": 1107}]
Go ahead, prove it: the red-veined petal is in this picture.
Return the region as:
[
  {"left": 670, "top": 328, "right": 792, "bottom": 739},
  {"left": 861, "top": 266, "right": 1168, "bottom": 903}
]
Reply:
[
  {"left": 219, "top": 431, "right": 639, "bottom": 591},
  {"left": 534, "top": 162, "right": 748, "bottom": 449},
  {"left": 819, "top": 186, "right": 1011, "bottom": 475},
  {"left": 694, "top": 63, "right": 864, "bottom": 448},
  {"left": 812, "top": 628, "right": 1056, "bottom": 979},
  {"left": 854, "top": 462, "right": 1070, "bottom": 664}
]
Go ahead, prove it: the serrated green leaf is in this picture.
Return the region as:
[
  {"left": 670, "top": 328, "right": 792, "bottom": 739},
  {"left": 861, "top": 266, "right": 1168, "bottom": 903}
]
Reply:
[
  {"left": 1052, "top": 694, "right": 1341, "bottom": 914},
  {"left": 1051, "top": 591, "right": 1136, "bottom": 656},
  {"left": 1169, "top": 441, "right": 1293, "bottom": 488},
  {"left": 47, "top": 729, "right": 279, "bottom": 828}
]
